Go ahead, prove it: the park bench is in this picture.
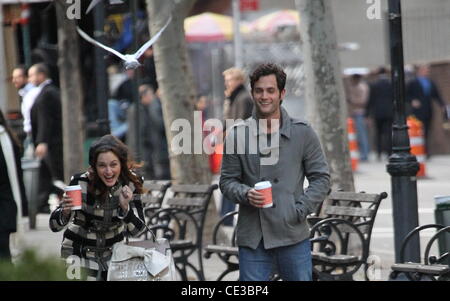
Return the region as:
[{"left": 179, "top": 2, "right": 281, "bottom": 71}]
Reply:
[
  {"left": 147, "top": 183, "right": 218, "bottom": 281},
  {"left": 308, "top": 191, "right": 388, "bottom": 281},
  {"left": 390, "top": 224, "right": 450, "bottom": 281},
  {"left": 204, "top": 210, "right": 239, "bottom": 281},
  {"left": 141, "top": 180, "right": 171, "bottom": 218},
  {"left": 203, "top": 191, "right": 387, "bottom": 281}
]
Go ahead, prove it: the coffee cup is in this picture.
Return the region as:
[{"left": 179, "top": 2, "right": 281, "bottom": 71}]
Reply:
[
  {"left": 254, "top": 181, "right": 273, "bottom": 208},
  {"left": 65, "top": 185, "right": 82, "bottom": 210}
]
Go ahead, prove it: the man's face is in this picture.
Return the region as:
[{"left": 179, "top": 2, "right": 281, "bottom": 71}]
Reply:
[
  {"left": 12, "top": 69, "right": 27, "bottom": 89},
  {"left": 141, "top": 90, "right": 154, "bottom": 106},
  {"left": 418, "top": 65, "right": 430, "bottom": 77},
  {"left": 251, "top": 74, "right": 285, "bottom": 119},
  {"left": 28, "top": 67, "right": 44, "bottom": 86}
]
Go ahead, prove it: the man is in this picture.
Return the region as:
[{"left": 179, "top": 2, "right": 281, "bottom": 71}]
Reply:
[
  {"left": 406, "top": 64, "right": 446, "bottom": 155},
  {"left": 148, "top": 89, "right": 170, "bottom": 180},
  {"left": 28, "top": 63, "right": 64, "bottom": 213},
  {"left": 222, "top": 67, "right": 253, "bottom": 123},
  {"left": 219, "top": 63, "right": 330, "bottom": 281},
  {"left": 12, "top": 66, "right": 34, "bottom": 97},
  {"left": 220, "top": 68, "right": 254, "bottom": 223},
  {"left": 346, "top": 73, "right": 370, "bottom": 161},
  {"left": 127, "top": 84, "right": 156, "bottom": 179},
  {"left": 11, "top": 66, "right": 37, "bottom": 148},
  {"left": 366, "top": 67, "right": 394, "bottom": 160}
]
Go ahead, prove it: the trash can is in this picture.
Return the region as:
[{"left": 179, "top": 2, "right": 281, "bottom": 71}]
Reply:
[
  {"left": 434, "top": 195, "right": 450, "bottom": 255},
  {"left": 21, "top": 158, "right": 40, "bottom": 229}
]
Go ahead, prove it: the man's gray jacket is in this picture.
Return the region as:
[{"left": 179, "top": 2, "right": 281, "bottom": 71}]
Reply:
[{"left": 219, "top": 107, "right": 331, "bottom": 250}]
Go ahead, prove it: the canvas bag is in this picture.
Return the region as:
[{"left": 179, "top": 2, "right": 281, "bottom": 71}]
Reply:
[{"left": 107, "top": 230, "right": 178, "bottom": 281}]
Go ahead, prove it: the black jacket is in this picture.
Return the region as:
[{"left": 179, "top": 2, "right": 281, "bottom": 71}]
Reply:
[
  {"left": 366, "top": 76, "right": 394, "bottom": 120},
  {"left": 30, "top": 83, "right": 64, "bottom": 180},
  {"left": 406, "top": 77, "right": 444, "bottom": 121}
]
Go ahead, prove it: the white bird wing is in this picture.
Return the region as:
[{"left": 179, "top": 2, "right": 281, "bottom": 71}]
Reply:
[
  {"left": 76, "top": 27, "right": 127, "bottom": 61},
  {"left": 86, "top": 0, "right": 101, "bottom": 14},
  {"left": 86, "top": 0, "right": 123, "bottom": 14},
  {"left": 134, "top": 15, "right": 172, "bottom": 60}
]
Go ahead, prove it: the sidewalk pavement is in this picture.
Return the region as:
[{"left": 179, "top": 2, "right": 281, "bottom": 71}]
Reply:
[{"left": 14, "top": 154, "right": 450, "bottom": 281}]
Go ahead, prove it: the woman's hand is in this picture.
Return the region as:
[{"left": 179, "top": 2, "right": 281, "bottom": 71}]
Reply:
[
  {"left": 60, "top": 193, "right": 73, "bottom": 217},
  {"left": 119, "top": 185, "right": 133, "bottom": 212}
]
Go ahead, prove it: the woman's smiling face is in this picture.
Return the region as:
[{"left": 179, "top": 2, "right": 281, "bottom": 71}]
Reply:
[{"left": 96, "top": 151, "right": 121, "bottom": 187}]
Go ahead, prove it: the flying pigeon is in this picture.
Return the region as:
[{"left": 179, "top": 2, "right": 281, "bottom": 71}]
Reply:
[
  {"left": 76, "top": 16, "right": 172, "bottom": 70},
  {"left": 86, "top": 0, "right": 124, "bottom": 14}
]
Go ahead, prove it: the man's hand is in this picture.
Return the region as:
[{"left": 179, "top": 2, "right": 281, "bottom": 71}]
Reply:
[
  {"left": 35, "top": 143, "right": 48, "bottom": 159},
  {"left": 247, "top": 189, "right": 265, "bottom": 208}
]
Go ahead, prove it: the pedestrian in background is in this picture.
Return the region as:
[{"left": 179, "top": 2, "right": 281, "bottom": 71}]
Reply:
[
  {"left": 346, "top": 72, "right": 370, "bottom": 161},
  {"left": 222, "top": 67, "right": 253, "bottom": 123},
  {"left": 0, "top": 109, "right": 28, "bottom": 262},
  {"left": 49, "top": 135, "right": 146, "bottom": 281},
  {"left": 406, "top": 64, "right": 446, "bottom": 155},
  {"left": 127, "top": 84, "right": 156, "bottom": 179},
  {"left": 28, "top": 63, "right": 64, "bottom": 213},
  {"left": 366, "top": 67, "right": 394, "bottom": 160},
  {"left": 220, "top": 63, "right": 330, "bottom": 281},
  {"left": 220, "top": 67, "right": 254, "bottom": 224},
  {"left": 11, "top": 66, "right": 38, "bottom": 154},
  {"left": 148, "top": 89, "right": 170, "bottom": 180}
]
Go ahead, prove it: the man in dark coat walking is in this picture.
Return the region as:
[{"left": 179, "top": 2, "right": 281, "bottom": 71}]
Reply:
[
  {"left": 28, "top": 63, "right": 64, "bottom": 213},
  {"left": 366, "top": 67, "right": 394, "bottom": 160},
  {"left": 406, "top": 64, "right": 446, "bottom": 155}
]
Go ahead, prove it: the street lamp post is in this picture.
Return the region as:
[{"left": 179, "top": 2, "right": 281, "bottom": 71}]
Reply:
[
  {"left": 131, "top": 0, "right": 141, "bottom": 161},
  {"left": 232, "top": 0, "right": 243, "bottom": 69},
  {"left": 93, "top": 2, "right": 110, "bottom": 136},
  {"left": 386, "top": 0, "right": 421, "bottom": 263}
]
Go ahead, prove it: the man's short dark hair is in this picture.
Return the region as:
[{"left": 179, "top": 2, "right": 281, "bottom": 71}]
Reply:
[
  {"left": 250, "top": 63, "right": 287, "bottom": 93},
  {"left": 14, "top": 65, "right": 28, "bottom": 76},
  {"left": 32, "top": 63, "right": 50, "bottom": 78}
]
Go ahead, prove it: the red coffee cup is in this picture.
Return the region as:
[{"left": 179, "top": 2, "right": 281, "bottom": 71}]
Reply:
[
  {"left": 254, "top": 181, "right": 273, "bottom": 208},
  {"left": 65, "top": 185, "right": 82, "bottom": 210}
]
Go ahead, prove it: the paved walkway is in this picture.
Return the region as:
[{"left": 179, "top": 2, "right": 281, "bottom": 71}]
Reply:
[{"left": 12, "top": 154, "right": 450, "bottom": 281}]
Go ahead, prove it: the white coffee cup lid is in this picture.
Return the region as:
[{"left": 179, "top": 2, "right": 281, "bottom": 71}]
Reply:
[
  {"left": 255, "top": 181, "right": 271, "bottom": 190},
  {"left": 64, "top": 185, "right": 82, "bottom": 191},
  {"left": 434, "top": 195, "right": 450, "bottom": 204}
]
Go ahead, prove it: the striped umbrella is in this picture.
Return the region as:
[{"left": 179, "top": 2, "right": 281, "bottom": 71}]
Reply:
[
  {"left": 250, "top": 9, "right": 300, "bottom": 33},
  {"left": 184, "top": 12, "right": 250, "bottom": 42}
]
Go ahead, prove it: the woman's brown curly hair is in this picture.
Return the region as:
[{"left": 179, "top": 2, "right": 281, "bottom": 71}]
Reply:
[{"left": 87, "top": 135, "right": 143, "bottom": 201}]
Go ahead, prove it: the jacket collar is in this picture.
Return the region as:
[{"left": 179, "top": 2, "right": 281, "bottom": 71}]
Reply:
[{"left": 250, "top": 106, "right": 291, "bottom": 139}]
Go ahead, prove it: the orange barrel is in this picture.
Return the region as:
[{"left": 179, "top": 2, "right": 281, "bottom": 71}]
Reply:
[
  {"left": 407, "top": 116, "right": 426, "bottom": 177},
  {"left": 347, "top": 118, "right": 359, "bottom": 171}
]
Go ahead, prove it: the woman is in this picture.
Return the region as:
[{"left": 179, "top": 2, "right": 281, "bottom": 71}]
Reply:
[
  {"left": 0, "top": 109, "right": 28, "bottom": 262},
  {"left": 49, "top": 135, "right": 146, "bottom": 280}
]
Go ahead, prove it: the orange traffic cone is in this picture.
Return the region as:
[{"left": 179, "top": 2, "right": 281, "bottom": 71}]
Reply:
[
  {"left": 407, "top": 116, "right": 426, "bottom": 177},
  {"left": 347, "top": 118, "right": 359, "bottom": 171}
]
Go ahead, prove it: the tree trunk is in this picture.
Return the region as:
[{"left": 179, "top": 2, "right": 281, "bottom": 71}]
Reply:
[
  {"left": 297, "top": 0, "right": 355, "bottom": 191},
  {"left": 146, "top": 0, "right": 218, "bottom": 247},
  {"left": 146, "top": 0, "right": 210, "bottom": 186},
  {"left": 55, "top": 0, "right": 84, "bottom": 183}
]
